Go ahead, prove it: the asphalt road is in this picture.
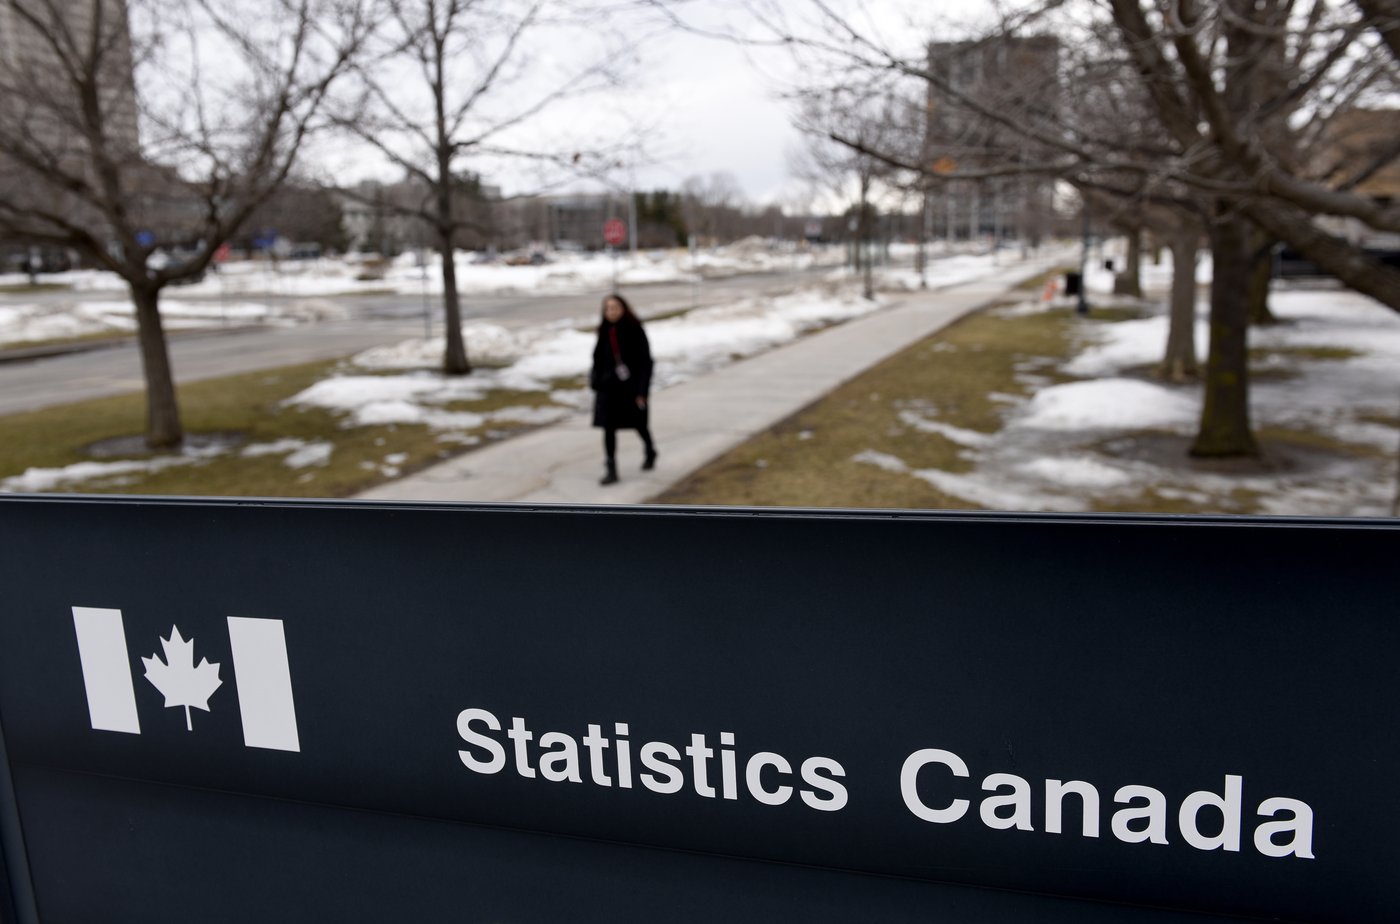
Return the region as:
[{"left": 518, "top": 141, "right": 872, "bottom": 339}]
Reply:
[{"left": 0, "top": 266, "right": 835, "bottom": 416}]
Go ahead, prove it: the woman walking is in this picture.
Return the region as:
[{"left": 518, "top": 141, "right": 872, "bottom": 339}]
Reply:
[{"left": 590, "top": 293, "right": 657, "bottom": 485}]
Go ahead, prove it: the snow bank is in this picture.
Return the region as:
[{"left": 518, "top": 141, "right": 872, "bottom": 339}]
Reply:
[
  {"left": 294, "top": 288, "right": 885, "bottom": 431},
  {"left": 854, "top": 285, "right": 1400, "bottom": 517},
  {"left": 1019, "top": 379, "right": 1199, "bottom": 432}
]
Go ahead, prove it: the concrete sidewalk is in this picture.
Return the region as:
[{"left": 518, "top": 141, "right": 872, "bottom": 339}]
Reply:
[{"left": 358, "top": 256, "right": 1060, "bottom": 505}]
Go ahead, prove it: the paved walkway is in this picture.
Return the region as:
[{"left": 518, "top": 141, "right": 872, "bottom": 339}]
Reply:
[{"left": 358, "top": 255, "right": 1061, "bottom": 505}]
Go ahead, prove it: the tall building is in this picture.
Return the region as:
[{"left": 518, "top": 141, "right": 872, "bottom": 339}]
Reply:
[
  {"left": 924, "top": 36, "right": 1061, "bottom": 244},
  {"left": 0, "top": 0, "right": 140, "bottom": 159},
  {"left": 0, "top": 0, "right": 142, "bottom": 255}
]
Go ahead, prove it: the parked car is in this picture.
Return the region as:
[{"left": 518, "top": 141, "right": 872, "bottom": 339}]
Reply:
[{"left": 503, "top": 250, "right": 549, "bottom": 266}]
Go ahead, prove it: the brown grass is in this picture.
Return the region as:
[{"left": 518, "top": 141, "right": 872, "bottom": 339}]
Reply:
[
  {"left": 0, "top": 359, "right": 577, "bottom": 497},
  {"left": 653, "top": 304, "right": 1077, "bottom": 508}
]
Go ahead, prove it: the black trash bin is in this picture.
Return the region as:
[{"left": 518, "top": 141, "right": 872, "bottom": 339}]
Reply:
[{"left": 1064, "top": 271, "right": 1083, "bottom": 296}]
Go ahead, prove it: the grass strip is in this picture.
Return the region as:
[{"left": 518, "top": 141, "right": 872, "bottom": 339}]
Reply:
[
  {"left": 0, "top": 359, "right": 572, "bottom": 498},
  {"left": 653, "top": 303, "right": 1079, "bottom": 509}
]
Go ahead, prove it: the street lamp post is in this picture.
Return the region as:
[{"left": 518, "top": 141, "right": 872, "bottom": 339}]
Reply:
[{"left": 917, "top": 183, "right": 929, "bottom": 289}]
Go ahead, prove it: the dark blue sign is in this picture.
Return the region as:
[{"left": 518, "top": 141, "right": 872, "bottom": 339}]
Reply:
[{"left": 0, "top": 496, "right": 1395, "bottom": 922}]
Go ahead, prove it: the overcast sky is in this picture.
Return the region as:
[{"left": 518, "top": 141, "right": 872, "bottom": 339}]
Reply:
[
  {"left": 316, "top": 1, "right": 998, "bottom": 210},
  {"left": 619, "top": 23, "right": 805, "bottom": 204},
  {"left": 567, "top": 0, "right": 995, "bottom": 206}
]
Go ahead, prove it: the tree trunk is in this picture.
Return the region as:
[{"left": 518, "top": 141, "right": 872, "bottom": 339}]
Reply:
[
  {"left": 1160, "top": 227, "right": 1199, "bottom": 382},
  {"left": 1114, "top": 225, "right": 1143, "bottom": 297},
  {"left": 1247, "top": 231, "right": 1279, "bottom": 325},
  {"left": 862, "top": 230, "right": 874, "bottom": 300},
  {"left": 1191, "top": 208, "right": 1259, "bottom": 457},
  {"left": 131, "top": 284, "right": 184, "bottom": 449},
  {"left": 438, "top": 227, "right": 470, "bottom": 375},
  {"left": 859, "top": 179, "right": 874, "bottom": 301},
  {"left": 433, "top": 61, "right": 469, "bottom": 376}
]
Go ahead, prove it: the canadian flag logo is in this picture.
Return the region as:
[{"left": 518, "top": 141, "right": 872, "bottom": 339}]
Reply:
[
  {"left": 71, "top": 606, "right": 300, "bottom": 752},
  {"left": 142, "top": 626, "right": 223, "bottom": 731}
]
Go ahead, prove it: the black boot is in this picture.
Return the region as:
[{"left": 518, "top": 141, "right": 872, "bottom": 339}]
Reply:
[
  {"left": 600, "top": 460, "right": 619, "bottom": 485},
  {"left": 642, "top": 448, "right": 658, "bottom": 471}
]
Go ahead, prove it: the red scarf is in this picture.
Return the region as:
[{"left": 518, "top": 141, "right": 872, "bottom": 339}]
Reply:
[{"left": 608, "top": 325, "right": 622, "bottom": 362}]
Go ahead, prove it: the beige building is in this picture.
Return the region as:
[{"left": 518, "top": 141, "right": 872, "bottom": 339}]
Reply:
[{"left": 1311, "top": 108, "right": 1400, "bottom": 252}]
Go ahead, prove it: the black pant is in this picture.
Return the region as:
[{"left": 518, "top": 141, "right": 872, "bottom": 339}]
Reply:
[{"left": 604, "top": 427, "right": 655, "bottom": 463}]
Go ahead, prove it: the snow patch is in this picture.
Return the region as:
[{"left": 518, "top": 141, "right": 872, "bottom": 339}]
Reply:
[
  {"left": 897, "top": 411, "right": 993, "bottom": 447},
  {"left": 1015, "top": 456, "right": 1135, "bottom": 488},
  {"left": 1018, "top": 379, "right": 1198, "bottom": 432},
  {"left": 912, "top": 467, "right": 1083, "bottom": 512},
  {"left": 851, "top": 449, "right": 908, "bottom": 473},
  {"left": 1065, "top": 316, "right": 1209, "bottom": 377},
  {"left": 284, "top": 442, "right": 333, "bottom": 468},
  {"left": 241, "top": 438, "right": 311, "bottom": 458}
]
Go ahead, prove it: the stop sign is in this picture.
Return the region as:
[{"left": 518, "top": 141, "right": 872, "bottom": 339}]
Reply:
[{"left": 602, "top": 219, "right": 626, "bottom": 246}]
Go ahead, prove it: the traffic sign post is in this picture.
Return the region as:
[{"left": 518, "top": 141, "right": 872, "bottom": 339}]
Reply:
[{"left": 604, "top": 219, "right": 626, "bottom": 290}]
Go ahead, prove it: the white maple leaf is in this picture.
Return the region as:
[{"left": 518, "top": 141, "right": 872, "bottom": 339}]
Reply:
[{"left": 142, "top": 626, "right": 222, "bottom": 731}]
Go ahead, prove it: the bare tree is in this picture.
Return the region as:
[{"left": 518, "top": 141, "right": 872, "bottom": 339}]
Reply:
[
  {"left": 676, "top": 0, "right": 1398, "bottom": 458},
  {"left": 0, "top": 0, "right": 370, "bottom": 448},
  {"left": 709, "top": 0, "right": 1400, "bottom": 300},
  {"left": 1102, "top": 1, "right": 1400, "bottom": 310},
  {"left": 1159, "top": 210, "right": 1204, "bottom": 381},
  {"left": 331, "top": 0, "right": 642, "bottom": 375},
  {"left": 680, "top": 171, "right": 749, "bottom": 244},
  {"left": 1060, "top": 39, "right": 1210, "bottom": 379},
  {"left": 789, "top": 86, "right": 911, "bottom": 299},
  {"left": 1098, "top": 0, "right": 1400, "bottom": 454}
]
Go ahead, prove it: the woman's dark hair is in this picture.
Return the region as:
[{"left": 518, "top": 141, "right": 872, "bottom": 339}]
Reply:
[{"left": 599, "top": 292, "right": 640, "bottom": 327}]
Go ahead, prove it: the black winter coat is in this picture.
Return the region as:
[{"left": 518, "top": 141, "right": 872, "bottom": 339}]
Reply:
[{"left": 590, "top": 320, "right": 654, "bottom": 430}]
